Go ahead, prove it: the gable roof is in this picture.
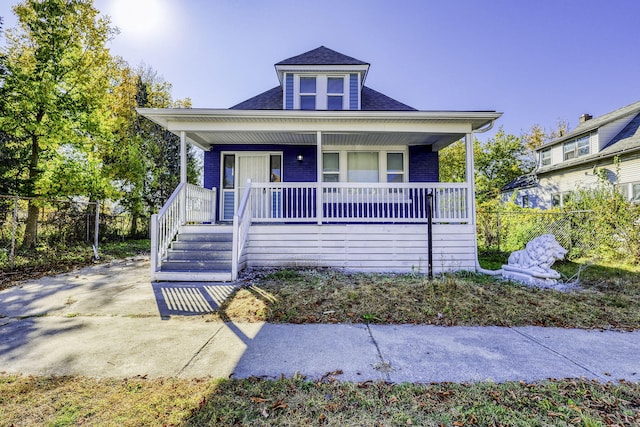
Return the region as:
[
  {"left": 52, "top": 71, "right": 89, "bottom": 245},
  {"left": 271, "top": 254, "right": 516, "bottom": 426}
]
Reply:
[
  {"left": 537, "top": 100, "right": 640, "bottom": 150},
  {"left": 230, "top": 85, "right": 416, "bottom": 111},
  {"left": 275, "top": 46, "right": 369, "bottom": 66}
]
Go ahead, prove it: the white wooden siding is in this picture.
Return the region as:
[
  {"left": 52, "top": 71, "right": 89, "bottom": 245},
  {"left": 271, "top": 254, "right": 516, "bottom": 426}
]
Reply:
[
  {"left": 535, "top": 152, "right": 640, "bottom": 208},
  {"left": 618, "top": 154, "right": 640, "bottom": 184},
  {"left": 245, "top": 224, "right": 476, "bottom": 273}
]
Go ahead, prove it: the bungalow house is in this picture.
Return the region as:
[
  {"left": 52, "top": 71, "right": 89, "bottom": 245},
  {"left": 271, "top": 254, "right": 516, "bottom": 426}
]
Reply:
[
  {"left": 502, "top": 100, "right": 640, "bottom": 209},
  {"left": 138, "top": 46, "right": 502, "bottom": 281}
]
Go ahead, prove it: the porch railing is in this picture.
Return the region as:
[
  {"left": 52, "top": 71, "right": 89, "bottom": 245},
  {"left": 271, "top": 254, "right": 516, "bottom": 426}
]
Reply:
[
  {"left": 248, "top": 182, "right": 469, "bottom": 223},
  {"left": 232, "top": 180, "right": 253, "bottom": 280},
  {"left": 150, "top": 183, "right": 217, "bottom": 274}
]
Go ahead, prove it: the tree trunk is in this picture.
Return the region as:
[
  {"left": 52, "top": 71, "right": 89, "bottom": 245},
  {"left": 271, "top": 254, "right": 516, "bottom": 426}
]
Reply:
[
  {"left": 22, "top": 202, "right": 39, "bottom": 249},
  {"left": 129, "top": 213, "right": 138, "bottom": 238},
  {"left": 21, "top": 132, "right": 40, "bottom": 249}
]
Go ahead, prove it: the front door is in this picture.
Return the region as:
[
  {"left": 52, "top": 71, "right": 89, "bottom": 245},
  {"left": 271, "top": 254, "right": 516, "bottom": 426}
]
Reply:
[{"left": 220, "top": 152, "right": 281, "bottom": 221}]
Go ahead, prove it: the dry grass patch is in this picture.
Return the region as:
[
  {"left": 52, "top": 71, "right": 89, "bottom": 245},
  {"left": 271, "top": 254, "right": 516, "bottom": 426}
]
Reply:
[
  {"left": 0, "top": 374, "right": 214, "bottom": 426},
  {"left": 228, "top": 264, "right": 640, "bottom": 329}
]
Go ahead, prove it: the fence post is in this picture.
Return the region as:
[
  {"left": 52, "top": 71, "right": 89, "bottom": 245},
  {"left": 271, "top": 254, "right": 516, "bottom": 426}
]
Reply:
[
  {"left": 496, "top": 210, "right": 501, "bottom": 253},
  {"left": 93, "top": 202, "right": 100, "bottom": 260},
  {"left": 9, "top": 196, "right": 18, "bottom": 270}
]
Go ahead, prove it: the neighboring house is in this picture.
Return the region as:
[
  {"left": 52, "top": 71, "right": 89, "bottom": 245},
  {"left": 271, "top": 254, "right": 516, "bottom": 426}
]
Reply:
[
  {"left": 502, "top": 101, "right": 640, "bottom": 209},
  {"left": 139, "top": 46, "right": 501, "bottom": 281}
]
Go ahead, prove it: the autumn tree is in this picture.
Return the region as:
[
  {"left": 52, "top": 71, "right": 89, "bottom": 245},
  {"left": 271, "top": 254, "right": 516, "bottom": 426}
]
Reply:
[
  {"left": 1, "top": 0, "right": 115, "bottom": 248},
  {"left": 103, "top": 65, "right": 198, "bottom": 236}
]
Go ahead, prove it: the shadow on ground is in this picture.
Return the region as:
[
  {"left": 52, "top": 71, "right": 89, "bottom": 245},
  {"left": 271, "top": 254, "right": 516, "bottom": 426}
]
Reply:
[{"left": 151, "top": 282, "right": 237, "bottom": 318}]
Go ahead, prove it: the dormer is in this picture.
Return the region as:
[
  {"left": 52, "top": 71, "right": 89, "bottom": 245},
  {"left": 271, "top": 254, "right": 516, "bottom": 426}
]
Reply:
[{"left": 274, "top": 46, "right": 370, "bottom": 111}]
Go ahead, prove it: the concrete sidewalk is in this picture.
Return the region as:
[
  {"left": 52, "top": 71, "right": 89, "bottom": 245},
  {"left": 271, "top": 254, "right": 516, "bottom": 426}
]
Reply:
[{"left": 1, "top": 258, "right": 638, "bottom": 383}]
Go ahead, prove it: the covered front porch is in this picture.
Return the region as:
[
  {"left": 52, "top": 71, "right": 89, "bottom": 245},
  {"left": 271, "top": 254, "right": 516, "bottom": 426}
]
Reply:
[{"left": 139, "top": 109, "right": 500, "bottom": 281}]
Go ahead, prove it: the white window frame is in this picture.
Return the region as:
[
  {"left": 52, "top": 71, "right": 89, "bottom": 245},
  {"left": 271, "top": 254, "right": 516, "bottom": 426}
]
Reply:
[
  {"left": 540, "top": 148, "right": 551, "bottom": 167},
  {"left": 630, "top": 181, "right": 640, "bottom": 203},
  {"left": 563, "top": 135, "right": 590, "bottom": 161},
  {"left": 321, "top": 147, "right": 408, "bottom": 183},
  {"left": 294, "top": 74, "right": 347, "bottom": 110}
]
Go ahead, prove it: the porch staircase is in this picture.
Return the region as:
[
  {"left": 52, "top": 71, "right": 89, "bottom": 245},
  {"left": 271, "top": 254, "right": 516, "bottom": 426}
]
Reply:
[{"left": 153, "top": 225, "right": 234, "bottom": 282}]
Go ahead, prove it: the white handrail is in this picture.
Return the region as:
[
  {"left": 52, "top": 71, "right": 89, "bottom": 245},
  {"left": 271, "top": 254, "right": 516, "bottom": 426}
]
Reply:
[
  {"left": 150, "top": 183, "right": 217, "bottom": 276},
  {"left": 232, "top": 179, "right": 253, "bottom": 280}
]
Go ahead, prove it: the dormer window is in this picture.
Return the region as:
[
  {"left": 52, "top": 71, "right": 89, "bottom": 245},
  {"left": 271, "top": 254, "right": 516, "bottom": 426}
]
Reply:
[
  {"left": 563, "top": 135, "right": 590, "bottom": 161},
  {"left": 294, "top": 75, "right": 347, "bottom": 110},
  {"left": 540, "top": 148, "right": 551, "bottom": 167},
  {"left": 299, "top": 77, "right": 316, "bottom": 110},
  {"left": 327, "top": 77, "right": 344, "bottom": 110}
]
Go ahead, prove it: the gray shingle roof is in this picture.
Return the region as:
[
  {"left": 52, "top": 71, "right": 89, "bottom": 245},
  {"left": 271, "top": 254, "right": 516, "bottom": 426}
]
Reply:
[
  {"left": 501, "top": 174, "right": 539, "bottom": 192},
  {"left": 361, "top": 86, "right": 416, "bottom": 111},
  {"left": 537, "top": 100, "right": 640, "bottom": 150},
  {"left": 275, "top": 46, "right": 369, "bottom": 66},
  {"left": 230, "top": 86, "right": 282, "bottom": 110},
  {"left": 230, "top": 85, "right": 415, "bottom": 111}
]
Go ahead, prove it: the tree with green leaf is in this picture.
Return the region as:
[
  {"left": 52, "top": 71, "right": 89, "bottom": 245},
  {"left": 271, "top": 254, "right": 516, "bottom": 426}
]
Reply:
[
  {"left": 102, "top": 65, "right": 198, "bottom": 236},
  {"left": 439, "top": 128, "right": 534, "bottom": 203},
  {"left": 1, "top": 0, "right": 115, "bottom": 248},
  {"left": 474, "top": 128, "right": 535, "bottom": 202}
]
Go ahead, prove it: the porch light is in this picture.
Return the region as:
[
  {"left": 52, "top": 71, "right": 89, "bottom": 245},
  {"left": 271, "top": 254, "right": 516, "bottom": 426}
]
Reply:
[{"left": 297, "top": 154, "right": 304, "bottom": 162}]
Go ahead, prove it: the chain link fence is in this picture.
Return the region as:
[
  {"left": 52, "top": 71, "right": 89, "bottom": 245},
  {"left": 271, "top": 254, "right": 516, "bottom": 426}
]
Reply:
[
  {"left": 476, "top": 209, "right": 597, "bottom": 258},
  {"left": 0, "top": 195, "right": 138, "bottom": 270}
]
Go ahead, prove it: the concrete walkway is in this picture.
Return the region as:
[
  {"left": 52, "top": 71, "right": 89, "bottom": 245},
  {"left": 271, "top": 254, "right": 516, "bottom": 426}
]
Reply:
[{"left": 1, "top": 257, "right": 638, "bottom": 383}]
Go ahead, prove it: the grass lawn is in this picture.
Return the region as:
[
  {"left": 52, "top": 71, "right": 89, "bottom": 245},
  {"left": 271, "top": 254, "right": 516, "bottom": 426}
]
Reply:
[
  {"left": 220, "top": 260, "right": 640, "bottom": 330},
  {"left": 1, "top": 375, "right": 638, "bottom": 426}
]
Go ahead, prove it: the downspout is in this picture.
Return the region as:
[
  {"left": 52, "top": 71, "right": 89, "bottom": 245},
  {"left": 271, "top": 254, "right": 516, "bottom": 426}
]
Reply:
[{"left": 469, "top": 121, "right": 504, "bottom": 276}]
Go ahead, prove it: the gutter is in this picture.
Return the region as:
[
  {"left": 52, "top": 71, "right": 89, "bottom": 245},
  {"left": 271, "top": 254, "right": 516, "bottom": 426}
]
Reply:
[{"left": 471, "top": 120, "right": 504, "bottom": 276}]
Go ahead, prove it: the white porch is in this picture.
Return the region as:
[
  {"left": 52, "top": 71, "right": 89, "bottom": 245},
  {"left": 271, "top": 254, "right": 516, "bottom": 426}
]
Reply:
[
  {"left": 139, "top": 108, "right": 502, "bottom": 281},
  {"left": 150, "top": 180, "right": 474, "bottom": 282}
]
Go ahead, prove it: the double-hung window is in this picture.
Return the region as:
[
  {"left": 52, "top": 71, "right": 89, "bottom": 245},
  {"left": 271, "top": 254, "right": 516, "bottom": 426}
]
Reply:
[
  {"left": 327, "top": 77, "right": 344, "bottom": 110},
  {"left": 563, "top": 135, "right": 590, "bottom": 161},
  {"left": 632, "top": 182, "right": 640, "bottom": 203},
  {"left": 322, "top": 153, "right": 340, "bottom": 182},
  {"left": 386, "top": 153, "right": 405, "bottom": 183},
  {"left": 299, "top": 77, "right": 316, "bottom": 110},
  {"left": 540, "top": 148, "right": 551, "bottom": 166}
]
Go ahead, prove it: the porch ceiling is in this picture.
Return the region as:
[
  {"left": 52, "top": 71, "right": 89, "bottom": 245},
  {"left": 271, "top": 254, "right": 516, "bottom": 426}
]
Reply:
[
  {"left": 187, "top": 130, "right": 461, "bottom": 150},
  {"left": 137, "top": 108, "right": 502, "bottom": 151}
]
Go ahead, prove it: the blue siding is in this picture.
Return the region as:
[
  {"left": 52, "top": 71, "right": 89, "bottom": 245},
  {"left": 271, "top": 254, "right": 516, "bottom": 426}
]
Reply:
[
  {"left": 349, "top": 73, "right": 359, "bottom": 110},
  {"left": 203, "top": 144, "right": 440, "bottom": 221},
  {"left": 222, "top": 192, "right": 235, "bottom": 221},
  {"left": 285, "top": 73, "right": 294, "bottom": 110},
  {"left": 409, "top": 146, "right": 439, "bottom": 182},
  {"left": 205, "top": 144, "right": 317, "bottom": 191}
]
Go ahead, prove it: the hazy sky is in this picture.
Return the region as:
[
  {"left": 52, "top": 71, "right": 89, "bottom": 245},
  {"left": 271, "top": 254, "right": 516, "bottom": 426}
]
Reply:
[{"left": 2, "top": 0, "right": 640, "bottom": 142}]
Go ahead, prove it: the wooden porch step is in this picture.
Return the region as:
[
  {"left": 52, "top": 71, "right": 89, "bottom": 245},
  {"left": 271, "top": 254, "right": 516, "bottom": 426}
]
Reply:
[
  {"left": 166, "top": 250, "right": 232, "bottom": 261},
  {"left": 160, "top": 260, "right": 232, "bottom": 271},
  {"left": 171, "top": 241, "right": 233, "bottom": 251},
  {"left": 176, "top": 233, "right": 233, "bottom": 243},
  {"left": 152, "top": 271, "right": 233, "bottom": 282}
]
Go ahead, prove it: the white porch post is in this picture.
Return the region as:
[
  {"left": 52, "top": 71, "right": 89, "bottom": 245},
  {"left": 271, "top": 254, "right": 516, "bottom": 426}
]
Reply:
[
  {"left": 180, "top": 131, "right": 187, "bottom": 184},
  {"left": 316, "top": 131, "right": 323, "bottom": 225},
  {"left": 465, "top": 132, "right": 476, "bottom": 225},
  {"left": 180, "top": 131, "right": 187, "bottom": 224}
]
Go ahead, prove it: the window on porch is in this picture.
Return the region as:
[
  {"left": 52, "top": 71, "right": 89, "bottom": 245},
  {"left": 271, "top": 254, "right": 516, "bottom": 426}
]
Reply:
[{"left": 322, "top": 150, "right": 405, "bottom": 183}]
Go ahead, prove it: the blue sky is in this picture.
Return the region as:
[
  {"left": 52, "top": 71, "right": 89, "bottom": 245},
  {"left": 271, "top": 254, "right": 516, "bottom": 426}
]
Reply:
[{"left": 2, "top": 0, "right": 639, "bottom": 142}]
